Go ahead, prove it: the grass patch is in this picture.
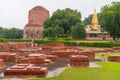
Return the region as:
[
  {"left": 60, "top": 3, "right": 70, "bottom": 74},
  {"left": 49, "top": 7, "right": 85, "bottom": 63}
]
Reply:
[
  {"left": 29, "top": 62, "right": 120, "bottom": 80},
  {"left": 96, "top": 52, "right": 120, "bottom": 60}
]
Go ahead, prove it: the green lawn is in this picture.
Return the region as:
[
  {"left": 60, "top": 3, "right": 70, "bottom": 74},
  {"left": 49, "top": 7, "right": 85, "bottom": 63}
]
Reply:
[
  {"left": 29, "top": 62, "right": 120, "bottom": 80},
  {"left": 96, "top": 52, "right": 120, "bottom": 60}
]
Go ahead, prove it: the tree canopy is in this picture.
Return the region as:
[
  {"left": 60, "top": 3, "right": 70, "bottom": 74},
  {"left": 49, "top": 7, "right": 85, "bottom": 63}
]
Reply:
[
  {"left": 0, "top": 27, "right": 23, "bottom": 39},
  {"left": 99, "top": 1, "right": 120, "bottom": 41},
  {"left": 44, "top": 8, "right": 82, "bottom": 34},
  {"left": 71, "top": 23, "right": 86, "bottom": 39}
]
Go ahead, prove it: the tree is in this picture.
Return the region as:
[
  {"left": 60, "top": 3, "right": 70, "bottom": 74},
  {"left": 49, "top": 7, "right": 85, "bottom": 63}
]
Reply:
[
  {"left": 71, "top": 23, "right": 86, "bottom": 39},
  {"left": 43, "top": 27, "right": 56, "bottom": 37},
  {"left": 54, "top": 25, "right": 64, "bottom": 37},
  {"left": 83, "top": 14, "right": 93, "bottom": 26},
  {"left": 44, "top": 8, "right": 81, "bottom": 34},
  {"left": 99, "top": 1, "right": 120, "bottom": 41},
  {"left": 0, "top": 27, "right": 4, "bottom": 38},
  {"left": 4, "top": 27, "right": 23, "bottom": 39}
]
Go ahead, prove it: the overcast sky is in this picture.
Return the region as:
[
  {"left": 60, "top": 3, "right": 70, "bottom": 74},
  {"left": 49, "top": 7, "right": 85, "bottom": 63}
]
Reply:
[{"left": 0, "top": 0, "right": 119, "bottom": 29}]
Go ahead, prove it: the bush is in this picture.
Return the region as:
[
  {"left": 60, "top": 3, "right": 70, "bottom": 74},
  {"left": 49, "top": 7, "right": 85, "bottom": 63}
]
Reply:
[
  {"left": 34, "top": 40, "right": 55, "bottom": 44},
  {"left": 0, "top": 39, "right": 31, "bottom": 42},
  {"left": 78, "top": 42, "right": 120, "bottom": 47},
  {"left": 63, "top": 41, "right": 77, "bottom": 46}
]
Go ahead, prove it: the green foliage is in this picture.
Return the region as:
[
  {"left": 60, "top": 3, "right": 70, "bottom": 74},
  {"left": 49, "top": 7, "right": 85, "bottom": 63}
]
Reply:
[
  {"left": 44, "top": 8, "right": 82, "bottom": 34},
  {"left": 99, "top": 1, "right": 120, "bottom": 41},
  {"left": 63, "top": 41, "right": 77, "bottom": 46},
  {"left": 43, "top": 27, "right": 56, "bottom": 37},
  {"left": 78, "top": 42, "right": 120, "bottom": 47},
  {"left": 0, "top": 27, "right": 23, "bottom": 39},
  {"left": 71, "top": 23, "right": 86, "bottom": 39},
  {"left": 0, "top": 39, "right": 31, "bottom": 42},
  {"left": 83, "top": 14, "right": 93, "bottom": 26},
  {"left": 54, "top": 25, "right": 64, "bottom": 37}
]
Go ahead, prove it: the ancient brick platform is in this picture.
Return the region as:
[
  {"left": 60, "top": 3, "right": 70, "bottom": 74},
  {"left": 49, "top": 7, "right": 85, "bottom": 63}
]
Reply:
[
  {"left": 0, "top": 59, "right": 4, "bottom": 69},
  {"left": 108, "top": 56, "right": 120, "bottom": 62},
  {"left": 112, "top": 47, "right": 120, "bottom": 51},
  {"left": 69, "top": 55, "right": 89, "bottom": 67},
  {"left": 0, "top": 52, "right": 18, "bottom": 62},
  {"left": 79, "top": 50, "right": 95, "bottom": 59},
  {"left": 52, "top": 49, "right": 79, "bottom": 58},
  {"left": 4, "top": 64, "right": 48, "bottom": 76},
  {"left": 17, "top": 54, "right": 53, "bottom": 64},
  {"left": 0, "top": 42, "right": 10, "bottom": 52}
]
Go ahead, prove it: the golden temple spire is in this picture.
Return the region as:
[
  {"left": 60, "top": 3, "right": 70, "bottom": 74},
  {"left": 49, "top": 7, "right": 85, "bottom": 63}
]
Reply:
[{"left": 91, "top": 9, "right": 99, "bottom": 30}]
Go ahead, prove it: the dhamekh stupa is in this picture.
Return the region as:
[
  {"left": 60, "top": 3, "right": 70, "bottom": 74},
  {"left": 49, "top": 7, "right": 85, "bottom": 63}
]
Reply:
[{"left": 23, "top": 6, "right": 50, "bottom": 39}]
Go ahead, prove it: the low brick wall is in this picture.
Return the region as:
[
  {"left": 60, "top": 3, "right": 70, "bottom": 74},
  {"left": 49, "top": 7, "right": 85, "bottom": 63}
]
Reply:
[
  {"left": 4, "top": 64, "right": 48, "bottom": 76},
  {"left": 0, "top": 52, "right": 18, "bottom": 62},
  {"left": 69, "top": 55, "right": 89, "bottom": 67},
  {"left": 108, "top": 56, "right": 120, "bottom": 62},
  {"left": 52, "top": 49, "right": 79, "bottom": 58},
  {"left": 79, "top": 51, "right": 95, "bottom": 59}
]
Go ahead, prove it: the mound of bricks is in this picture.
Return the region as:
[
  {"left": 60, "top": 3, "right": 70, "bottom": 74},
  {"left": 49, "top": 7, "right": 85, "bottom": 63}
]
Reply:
[
  {"left": 52, "top": 49, "right": 79, "bottom": 58},
  {"left": 4, "top": 64, "right": 48, "bottom": 76},
  {"left": 0, "top": 52, "right": 18, "bottom": 62},
  {"left": 69, "top": 55, "right": 89, "bottom": 67},
  {"left": 79, "top": 50, "right": 95, "bottom": 59},
  {"left": 0, "top": 42, "right": 10, "bottom": 52},
  {"left": 108, "top": 56, "right": 120, "bottom": 62},
  {"left": 0, "top": 59, "right": 4, "bottom": 69},
  {"left": 112, "top": 47, "right": 120, "bottom": 51},
  {"left": 46, "top": 55, "right": 58, "bottom": 61},
  {"left": 103, "top": 48, "right": 114, "bottom": 52},
  {"left": 18, "top": 54, "right": 52, "bottom": 64},
  {"left": 8, "top": 42, "right": 31, "bottom": 52}
]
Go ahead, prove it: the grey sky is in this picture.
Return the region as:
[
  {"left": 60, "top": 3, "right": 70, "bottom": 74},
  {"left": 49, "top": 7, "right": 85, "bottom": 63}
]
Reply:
[{"left": 0, "top": 0, "right": 119, "bottom": 29}]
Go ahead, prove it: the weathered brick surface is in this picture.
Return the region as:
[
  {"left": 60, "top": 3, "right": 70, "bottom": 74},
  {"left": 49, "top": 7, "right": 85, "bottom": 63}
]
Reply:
[
  {"left": 23, "top": 6, "right": 50, "bottom": 39},
  {"left": 0, "top": 52, "right": 18, "bottom": 62},
  {"left": 108, "top": 56, "right": 120, "bottom": 62},
  {"left": 52, "top": 49, "right": 79, "bottom": 58},
  {"left": 0, "top": 42, "right": 10, "bottom": 52},
  {"left": 79, "top": 51, "right": 95, "bottom": 59},
  {"left": 4, "top": 64, "right": 48, "bottom": 76},
  {"left": 0, "top": 59, "right": 4, "bottom": 69},
  {"left": 69, "top": 55, "right": 89, "bottom": 67}
]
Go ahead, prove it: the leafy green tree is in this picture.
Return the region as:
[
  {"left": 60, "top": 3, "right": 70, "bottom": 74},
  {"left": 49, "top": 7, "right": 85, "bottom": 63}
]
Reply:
[
  {"left": 4, "top": 27, "right": 23, "bottom": 39},
  {"left": 43, "top": 27, "right": 56, "bottom": 37},
  {"left": 44, "top": 8, "right": 81, "bottom": 34},
  {"left": 71, "top": 23, "right": 86, "bottom": 39},
  {"left": 99, "top": 1, "right": 120, "bottom": 41},
  {"left": 54, "top": 25, "right": 64, "bottom": 37},
  {"left": 0, "top": 27, "right": 4, "bottom": 38},
  {"left": 83, "top": 14, "right": 93, "bottom": 26}
]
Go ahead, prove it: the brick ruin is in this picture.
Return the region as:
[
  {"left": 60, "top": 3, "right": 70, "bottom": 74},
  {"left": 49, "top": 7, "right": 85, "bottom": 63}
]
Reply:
[
  {"left": 0, "top": 42, "right": 120, "bottom": 76},
  {"left": 4, "top": 64, "right": 48, "bottom": 76},
  {"left": 23, "top": 6, "right": 50, "bottom": 39},
  {"left": 69, "top": 55, "right": 89, "bottom": 67},
  {"left": 0, "top": 59, "right": 4, "bottom": 69}
]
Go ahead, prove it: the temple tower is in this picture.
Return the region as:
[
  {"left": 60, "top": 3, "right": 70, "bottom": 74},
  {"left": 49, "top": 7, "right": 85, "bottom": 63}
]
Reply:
[
  {"left": 91, "top": 9, "right": 99, "bottom": 30},
  {"left": 23, "top": 6, "right": 49, "bottom": 39}
]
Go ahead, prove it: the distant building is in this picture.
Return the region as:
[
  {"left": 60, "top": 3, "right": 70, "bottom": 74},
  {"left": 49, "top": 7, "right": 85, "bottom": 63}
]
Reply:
[
  {"left": 23, "top": 6, "right": 50, "bottom": 39},
  {"left": 85, "top": 9, "right": 110, "bottom": 40}
]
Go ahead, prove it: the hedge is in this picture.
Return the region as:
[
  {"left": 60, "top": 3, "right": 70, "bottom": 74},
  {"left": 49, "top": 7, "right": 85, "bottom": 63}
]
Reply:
[{"left": 0, "top": 38, "right": 120, "bottom": 47}]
